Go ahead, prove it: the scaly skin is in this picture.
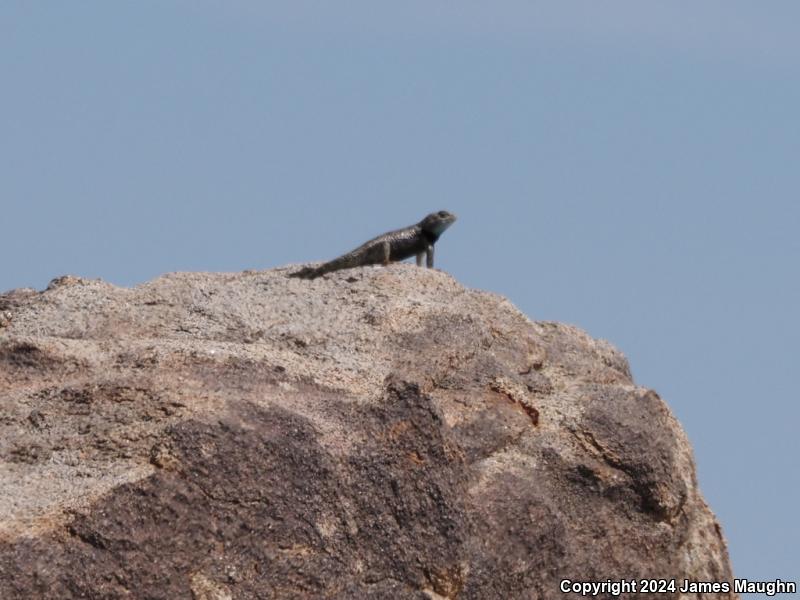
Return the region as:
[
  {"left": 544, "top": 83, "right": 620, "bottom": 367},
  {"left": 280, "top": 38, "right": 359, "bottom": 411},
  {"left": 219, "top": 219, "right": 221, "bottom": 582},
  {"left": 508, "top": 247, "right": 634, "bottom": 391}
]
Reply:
[{"left": 289, "top": 211, "right": 457, "bottom": 279}]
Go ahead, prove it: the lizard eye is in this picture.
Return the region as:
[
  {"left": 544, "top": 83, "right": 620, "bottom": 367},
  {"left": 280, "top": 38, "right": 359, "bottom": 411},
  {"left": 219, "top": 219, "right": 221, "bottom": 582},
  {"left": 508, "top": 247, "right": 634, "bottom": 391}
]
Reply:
[{"left": 438, "top": 211, "right": 447, "bottom": 217}]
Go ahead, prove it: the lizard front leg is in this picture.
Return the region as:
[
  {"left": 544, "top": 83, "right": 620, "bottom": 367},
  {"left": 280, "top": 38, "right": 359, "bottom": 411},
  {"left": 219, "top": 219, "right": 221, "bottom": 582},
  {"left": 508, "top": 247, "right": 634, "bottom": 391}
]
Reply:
[
  {"left": 426, "top": 244, "right": 434, "bottom": 268},
  {"left": 416, "top": 252, "right": 424, "bottom": 267},
  {"left": 382, "top": 241, "right": 391, "bottom": 265}
]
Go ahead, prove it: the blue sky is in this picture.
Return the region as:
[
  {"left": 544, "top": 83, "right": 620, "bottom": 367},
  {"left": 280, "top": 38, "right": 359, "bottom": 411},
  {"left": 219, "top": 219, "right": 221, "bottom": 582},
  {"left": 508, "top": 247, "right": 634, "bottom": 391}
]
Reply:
[{"left": 2, "top": 2, "right": 798, "bottom": 586}]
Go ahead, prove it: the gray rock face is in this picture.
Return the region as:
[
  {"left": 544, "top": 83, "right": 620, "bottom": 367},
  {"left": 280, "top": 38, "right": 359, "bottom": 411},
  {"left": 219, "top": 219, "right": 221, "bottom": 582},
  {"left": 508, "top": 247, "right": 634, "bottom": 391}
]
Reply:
[{"left": 0, "top": 266, "right": 736, "bottom": 599}]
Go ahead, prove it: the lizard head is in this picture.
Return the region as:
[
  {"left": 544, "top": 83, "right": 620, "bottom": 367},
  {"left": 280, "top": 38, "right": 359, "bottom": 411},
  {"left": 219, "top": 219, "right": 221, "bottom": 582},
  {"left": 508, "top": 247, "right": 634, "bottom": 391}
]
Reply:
[{"left": 419, "top": 210, "right": 457, "bottom": 236}]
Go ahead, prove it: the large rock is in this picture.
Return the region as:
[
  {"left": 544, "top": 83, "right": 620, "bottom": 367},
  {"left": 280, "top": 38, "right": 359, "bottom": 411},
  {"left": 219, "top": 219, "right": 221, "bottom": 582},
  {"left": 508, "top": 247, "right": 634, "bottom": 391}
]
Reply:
[{"left": 0, "top": 266, "right": 735, "bottom": 599}]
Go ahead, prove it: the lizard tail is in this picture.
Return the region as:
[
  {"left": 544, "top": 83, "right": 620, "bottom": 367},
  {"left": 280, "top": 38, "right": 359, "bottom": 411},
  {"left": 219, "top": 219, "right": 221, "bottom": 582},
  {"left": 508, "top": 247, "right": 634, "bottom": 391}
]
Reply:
[
  {"left": 289, "top": 254, "right": 358, "bottom": 279},
  {"left": 287, "top": 265, "right": 322, "bottom": 279}
]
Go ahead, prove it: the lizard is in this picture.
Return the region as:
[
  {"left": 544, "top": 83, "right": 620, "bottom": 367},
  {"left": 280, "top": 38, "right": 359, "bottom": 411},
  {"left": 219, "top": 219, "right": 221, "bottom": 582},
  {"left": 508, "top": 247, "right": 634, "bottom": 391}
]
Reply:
[{"left": 288, "top": 210, "right": 457, "bottom": 279}]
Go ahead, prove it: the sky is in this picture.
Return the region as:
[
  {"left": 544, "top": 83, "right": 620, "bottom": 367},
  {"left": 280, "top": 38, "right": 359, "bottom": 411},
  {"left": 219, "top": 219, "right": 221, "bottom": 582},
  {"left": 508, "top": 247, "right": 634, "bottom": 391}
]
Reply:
[{"left": 2, "top": 2, "right": 798, "bottom": 589}]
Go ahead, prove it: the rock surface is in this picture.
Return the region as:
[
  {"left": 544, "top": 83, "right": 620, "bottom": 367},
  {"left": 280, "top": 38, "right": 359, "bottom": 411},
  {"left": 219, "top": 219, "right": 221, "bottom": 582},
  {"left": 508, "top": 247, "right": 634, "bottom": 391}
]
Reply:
[{"left": 0, "top": 266, "right": 736, "bottom": 599}]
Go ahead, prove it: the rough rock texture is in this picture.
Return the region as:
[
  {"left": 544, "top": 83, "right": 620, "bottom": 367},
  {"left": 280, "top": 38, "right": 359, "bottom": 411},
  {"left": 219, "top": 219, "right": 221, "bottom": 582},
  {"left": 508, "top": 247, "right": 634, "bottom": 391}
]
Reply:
[{"left": 0, "top": 266, "right": 736, "bottom": 599}]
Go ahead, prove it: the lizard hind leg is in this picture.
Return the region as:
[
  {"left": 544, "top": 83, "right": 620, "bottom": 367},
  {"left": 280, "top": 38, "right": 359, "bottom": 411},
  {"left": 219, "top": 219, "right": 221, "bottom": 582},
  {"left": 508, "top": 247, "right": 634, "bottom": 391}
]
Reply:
[
  {"left": 382, "top": 241, "right": 391, "bottom": 265},
  {"left": 416, "top": 252, "right": 424, "bottom": 267}
]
